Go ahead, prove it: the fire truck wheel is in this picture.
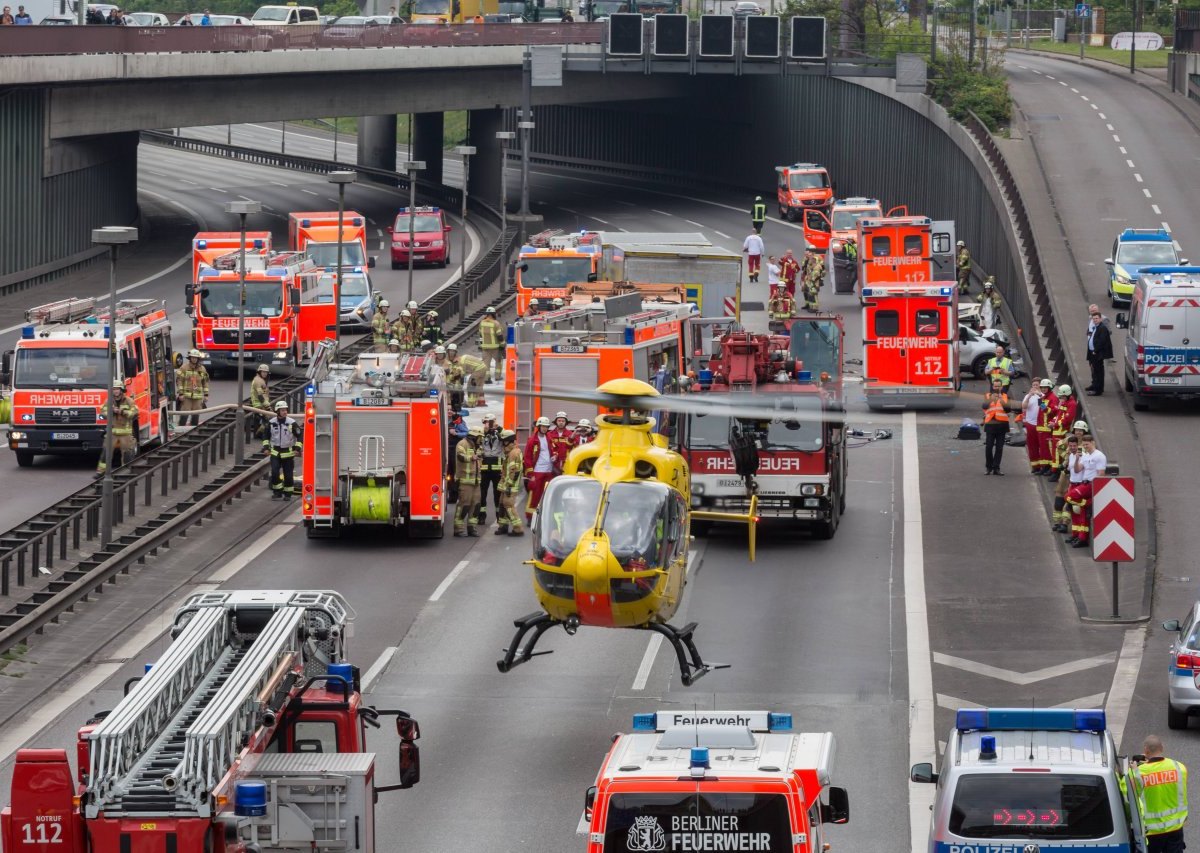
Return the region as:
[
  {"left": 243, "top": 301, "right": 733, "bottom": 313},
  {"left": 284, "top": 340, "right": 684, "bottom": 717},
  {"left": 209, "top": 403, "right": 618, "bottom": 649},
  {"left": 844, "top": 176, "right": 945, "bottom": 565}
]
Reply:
[
  {"left": 785, "top": 207, "right": 798, "bottom": 223},
  {"left": 14, "top": 450, "right": 33, "bottom": 468},
  {"left": 814, "top": 504, "right": 839, "bottom": 540}
]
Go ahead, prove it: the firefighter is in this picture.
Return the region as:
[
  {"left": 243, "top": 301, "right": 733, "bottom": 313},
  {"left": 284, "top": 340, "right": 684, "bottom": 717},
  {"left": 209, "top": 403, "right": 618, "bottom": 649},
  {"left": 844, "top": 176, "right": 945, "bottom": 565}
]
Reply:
[
  {"left": 981, "top": 378, "right": 1011, "bottom": 475},
  {"left": 525, "top": 298, "right": 541, "bottom": 319},
  {"left": 406, "top": 300, "right": 423, "bottom": 340},
  {"left": 475, "top": 412, "right": 504, "bottom": 525},
  {"left": 574, "top": 418, "right": 596, "bottom": 445},
  {"left": 808, "top": 246, "right": 826, "bottom": 291},
  {"left": 977, "top": 277, "right": 1002, "bottom": 327},
  {"left": 446, "top": 405, "right": 469, "bottom": 503},
  {"left": 443, "top": 343, "right": 465, "bottom": 410},
  {"left": 176, "top": 349, "right": 209, "bottom": 427},
  {"left": 523, "top": 416, "right": 556, "bottom": 521},
  {"left": 97, "top": 382, "right": 138, "bottom": 474},
  {"left": 424, "top": 310, "right": 443, "bottom": 345},
  {"left": 768, "top": 283, "right": 795, "bottom": 322},
  {"left": 387, "top": 338, "right": 403, "bottom": 354},
  {"left": 495, "top": 429, "right": 525, "bottom": 536},
  {"left": 393, "top": 309, "right": 416, "bottom": 350},
  {"left": 1126, "top": 735, "right": 1189, "bottom": 853},
  {"left": 551, "top": 297, "right": 565, "bottom": 311},
  {"left": 457, "top": 350, "right": 488, "bottom": 407},
  {"left": 1033, "top": 377, "right": 1055, "bottom": 475},
  {"left": 453, "top": 427, "right": 482, "bottom": 537},
  {"left": 1066, "top": 433, "right": 1106, "bottom": 548},
  {"left": 751, "top": 195, "right": 766, "bottom": 234},
  {"left": 548, "top": 410, "right": 573, "bottom": 463},
  {"left": 779, "top": 249, "right": 801, "bottom": 298},
  {"left": 249, "top": 363, "right": 271, "bottom": 439},
  {"left": 802, "top": 250, "right": 822, "bottom": 312},
  {"left": 1052, "top": 435, "right": 1079, "bottom": 532},
  {"left": 984, "top": 343, "right": 1013, "bottom": 394},
  {"left": 956, "top": 240, "right": 972, "bottom": 294},
  {"left": 372, "top": 299, "right": 391, "bottom": 350},
  {"left": 479, "top": 306, "right": 505, "bottom": 370},
  {"left": 263, "top": 400, "right": 303, "bottom": 501},
  {"left": 1041, "top": 380, "right": 1061, "bottom": 476},
  {"left": 1050, "top": 384, "right": 1077, "bottom": 470}
]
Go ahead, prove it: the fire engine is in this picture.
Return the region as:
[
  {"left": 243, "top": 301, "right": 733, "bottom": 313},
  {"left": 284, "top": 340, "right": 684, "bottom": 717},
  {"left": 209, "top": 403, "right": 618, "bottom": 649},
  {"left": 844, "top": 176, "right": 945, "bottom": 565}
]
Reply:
[
  {"left": 513, "top": 229, "right": 601, "bottom": 314},
  {"left": 681, "top": 316, "right": 847, "bottom": 539},
  {"left": 855, "top": 215, "right": 957, "bottom": 299},
  {"left": 1, "top": 589, "right": 421, "bottom": 853},
  {"left": 862, "top": 283, "right": 960, "bottom": 410},
  {"left": 584, "top": 710, "right": 849, "bottom": 853},
  {"left": 191, "top": 231, "right": 272, "bottom": 284},
  {"left": 3, "top": 298, "right": 177, "bottom": 468},
  {"left": 775, "top": 162, "right": 834, "bottom": 222},
  {"left": 288, "top": 211, "right": 375, "bottom": 270},
  {"left": 188, "top": 248, "right": 334, "bottom": 373},
  {"left": 503, "top": 290, "right": 695, "bottom": 434},
  {"left": 302, "top": 343, "right": 447, "bottom": 539}
]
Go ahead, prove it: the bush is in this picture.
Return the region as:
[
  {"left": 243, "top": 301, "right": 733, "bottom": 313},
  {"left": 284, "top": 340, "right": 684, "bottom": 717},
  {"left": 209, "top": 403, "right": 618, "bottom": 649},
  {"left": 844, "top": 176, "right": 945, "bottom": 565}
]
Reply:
[{"left": 929, "top": 54, "right": 1013, "bottom": 131}]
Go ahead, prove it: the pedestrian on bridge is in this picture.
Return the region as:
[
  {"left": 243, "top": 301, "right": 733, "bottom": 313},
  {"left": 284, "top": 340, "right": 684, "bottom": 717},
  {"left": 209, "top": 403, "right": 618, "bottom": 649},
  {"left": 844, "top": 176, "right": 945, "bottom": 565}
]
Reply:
[
  {"left": 742, "top": 231, "right": 765, "bottom": 283},
  {"left": 1086, "top": 306, "right": 1113, "bottom": 396},
  {"left": 2, "top": 5, "right": 16, "bottom": 23},
  {"left": 1127, "top": 735, "right": 1188, "bottom": 853}
]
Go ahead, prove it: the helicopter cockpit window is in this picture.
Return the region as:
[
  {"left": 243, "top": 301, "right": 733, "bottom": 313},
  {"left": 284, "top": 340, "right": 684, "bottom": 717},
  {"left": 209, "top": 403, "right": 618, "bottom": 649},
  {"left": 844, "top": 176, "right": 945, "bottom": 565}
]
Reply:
[
  {"left": 534, "top": 476, "right": 603, "bottom": 564},
  {"left": 602, "top": 481, "right": 671, "bottom": 570}
]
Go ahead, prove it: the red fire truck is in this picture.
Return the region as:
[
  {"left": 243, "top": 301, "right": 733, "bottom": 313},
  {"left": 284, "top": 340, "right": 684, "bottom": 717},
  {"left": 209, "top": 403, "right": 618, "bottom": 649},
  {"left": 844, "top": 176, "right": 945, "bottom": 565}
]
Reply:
[
  {"left": 302, "top": 344, "right": 447, "bottom": 539},
  {"left": 513, "top": 230, "right": 601, "bottom": 315},
  {"left": 288, "top": 211, "right": 375, "bottom": 269},
  {"left": 3, "top": 298, "right": 177, "bottom": 468},
  {"left": 1, "top": 590, "right": 420, "bottom": 853},
  {"left": 855, "top": 215, "right": 957, "bottom": 299},
  {"left": 191, "top": 231, "right": 272, "bottom": 284},
  {"left": 188, "top": 248, "right": 333, "bottom": 373},
  {"left": 861, "top": 282, "right": 960, "bottom": 409},
  {"left": 681, "top": 317, "right": 847, "bottom": 539},
  {"left": 584, "top": 710, "right": 849, "bottom": 853}
]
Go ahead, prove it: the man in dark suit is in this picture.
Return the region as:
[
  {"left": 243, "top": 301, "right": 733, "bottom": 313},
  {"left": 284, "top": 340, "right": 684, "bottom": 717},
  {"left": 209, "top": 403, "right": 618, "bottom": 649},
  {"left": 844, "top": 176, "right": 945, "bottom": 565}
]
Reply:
[{"left": 1086, "top": 306, "right": 1113, "bottom": 396}]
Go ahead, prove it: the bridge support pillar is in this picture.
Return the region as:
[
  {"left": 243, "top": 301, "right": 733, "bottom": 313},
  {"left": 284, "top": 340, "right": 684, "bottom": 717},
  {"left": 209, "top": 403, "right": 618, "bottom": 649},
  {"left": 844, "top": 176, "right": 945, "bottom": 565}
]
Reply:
[
  {"left": 466, "top": 108, "right": 503, "bottom": 215},
  {"left": 357, "top": 115, "right": 397, "bottom": 177},
  {"left": 412, "top": 112, "right": 444, "bottom": 186}
]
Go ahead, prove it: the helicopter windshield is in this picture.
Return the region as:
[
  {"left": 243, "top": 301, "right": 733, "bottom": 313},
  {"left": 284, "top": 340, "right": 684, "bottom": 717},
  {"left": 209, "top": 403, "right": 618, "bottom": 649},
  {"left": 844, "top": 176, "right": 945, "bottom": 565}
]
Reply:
[
  {"left": 600, "top": 481, "right": 671, "bottom": 569},
  {"left": 534, "top": 476, "right": 603, "bottom": 563}
]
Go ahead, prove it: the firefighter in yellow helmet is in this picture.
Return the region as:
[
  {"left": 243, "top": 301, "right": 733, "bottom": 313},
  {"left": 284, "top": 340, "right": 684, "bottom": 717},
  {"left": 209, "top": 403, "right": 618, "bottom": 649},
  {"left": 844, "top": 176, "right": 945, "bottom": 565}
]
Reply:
[
  {"left": 176, "top": 349, "right": 209, "bottom": 427},
  {"left": 495, "top": 429, "right": 525, "bottom": 536},
  {"left": 453, "top": 426, "right": 483, "bottom": 537},
  {"left": 97, "top": 382, "right": 138, "bottom": 474},
  {"left": 478, "top": 306, "right": 505, "bottom": 371}
]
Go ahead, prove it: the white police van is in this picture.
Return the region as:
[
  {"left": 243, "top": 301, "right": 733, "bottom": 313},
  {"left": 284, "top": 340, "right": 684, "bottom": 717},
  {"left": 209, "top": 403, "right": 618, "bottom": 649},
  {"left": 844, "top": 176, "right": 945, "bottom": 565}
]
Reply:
[
  {"left": 911, "top": 708, "right": 1144, "bottom": 853},
  {"left": 1115, "top": 268, "right": 1200, "bottom": 410}
]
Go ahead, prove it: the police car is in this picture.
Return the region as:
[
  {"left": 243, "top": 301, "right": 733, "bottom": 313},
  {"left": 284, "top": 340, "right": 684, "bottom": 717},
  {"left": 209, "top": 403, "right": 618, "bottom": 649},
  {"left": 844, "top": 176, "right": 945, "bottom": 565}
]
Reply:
[
  {"left": 1106, "top": 229, "right": 1185, "bottom": 306},
  {"left": 911, "top": 708, "right": 1143, "bottom": 853}
]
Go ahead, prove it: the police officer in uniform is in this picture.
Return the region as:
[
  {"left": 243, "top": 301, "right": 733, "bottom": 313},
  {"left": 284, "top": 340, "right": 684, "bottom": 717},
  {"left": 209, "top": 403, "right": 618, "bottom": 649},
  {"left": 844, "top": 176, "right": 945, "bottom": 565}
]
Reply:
[
  {"left": 1129, "top": 735, "right": 1188, "bottom": 853},
  {"left": 475, "top": 412, "right": 503, "bottom": 525},
  {"left": 479, "top": 306, "right": 505, "bottom": 370},
  {"left": 751, "top": 195, "right": 767, "bottom": 234},
  {"left": 263, "top": 401, "right": 303, "bottom": 500},
  {"left": 453, "top": 427, "right": 482, "bottom": 537},
  {"left": 176, "top": 349, "right": 209, "bottom": 427},
  {"left": 495, "top": 429, "right": 525, "bottom": 536},
  {"left": 98, "top": 382, "right": 138, "bottom": 474}
]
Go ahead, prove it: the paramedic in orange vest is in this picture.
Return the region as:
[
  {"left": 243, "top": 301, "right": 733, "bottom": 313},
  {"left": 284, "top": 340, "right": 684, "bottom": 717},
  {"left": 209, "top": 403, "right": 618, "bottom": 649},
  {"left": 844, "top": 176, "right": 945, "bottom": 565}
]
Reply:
[
  {"left": 523, "top": 416, "right": 557, "bottom": 521},
  {"left": 982, "top": 378, "right": 1011, "bottom": 476}
]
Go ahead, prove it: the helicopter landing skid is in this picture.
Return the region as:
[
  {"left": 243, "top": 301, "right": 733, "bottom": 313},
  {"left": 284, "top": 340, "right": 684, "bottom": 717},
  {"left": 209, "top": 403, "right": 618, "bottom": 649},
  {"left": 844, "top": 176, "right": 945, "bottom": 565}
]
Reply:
[
  {"left": 646, "top": 621, "right": 729, "bottom": 687},
  {"left": 496, "top": 612, "right": 559, "bottom": 674}
]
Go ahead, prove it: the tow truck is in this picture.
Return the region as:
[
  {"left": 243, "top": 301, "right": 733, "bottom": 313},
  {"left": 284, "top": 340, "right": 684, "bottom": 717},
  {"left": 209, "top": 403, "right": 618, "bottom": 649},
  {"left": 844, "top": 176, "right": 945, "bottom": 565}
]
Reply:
[
  {"left": 513, "top": 230, "right": 601, "bottom": 314},
  {"left": 188, "top": 248, "right": 332, "bottom": 373},
  {"left": 1, "top": 589, "right": 420, "bottom": 853},
  {"left": 288, "top": 210, "right": 376, "bottom": 270},
  {"left": 302, "top": 342, "right": 447, "bottom": 539},
  {"left": 3, "top": 298, "right": 177, "bottom": 467},
  {"left": 774, "top": 162, "right": 834, "bottom": 222},
  {"left": 584, "top": 710, "right": 849, "bottom": 853},
  {"left": 681, "top": 315, "right": 848, "bottom": 539}
]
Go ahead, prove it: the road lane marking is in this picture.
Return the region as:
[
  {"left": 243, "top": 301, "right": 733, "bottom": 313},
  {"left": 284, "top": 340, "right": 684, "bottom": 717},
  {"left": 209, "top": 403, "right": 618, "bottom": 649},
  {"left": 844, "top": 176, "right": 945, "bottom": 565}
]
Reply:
[
  {"left": 1081, "top": 95, "right": 1089, "bottom": 101},
  {"left": 206, "top": 520, "right": 294, "bottom": 583},
  {"left": 1152, "top": 205, "right": 1161, "bottom": 214},
  {"left": 1126, "top": 160, "right": 1135, "bottom": 168},
  {"left": 1162, "top": 221, "right": 1171, "bottom": 233},
  {"left": 1107, "top": 124, "right": 1115, "bottom": 131},
  {"left": 1070, "top": 87, "right": 1079, "bottom": 93},
  {"left": 181, "top": 179, "right": 198, "bottom": 185},
  {"left": 713, "top": 230, "right": 730, "bottom": 239},
  {"left": 302, "top": 189, "right": 319, "bottom": 196},
  {"left": 1119, "top": 147, "right": 1127, "bottom": 155},
  {"left": 932, "top": 651, "right": 1116, "bottom": 684},
  {"left": 632, "top": 634, "right": 665, "bottom": 691},
  {"left": 1113, "top": 135, "right": 1121, "bottom": 142},
  {"left": 590, "top": 216, "right": 610, "bottom": 225},
  {"left": 684, "top": 219, "right": 705, "bottom": 227},
  {"left": 650, "top": 209, "right": 674, "bottom": 217},
  {"left": 1105, "top": 627, "right": 1145, "bottom": 749},
  {"left": 576, "top": 813, "right": 590, "bottom": 834},
  {"left": 1051, "top": 692, "right": 1106, "bottom": 708},
  {"left": 363, "top": 646, "right": 399, "bottom": 693},
  {"left": 271, "top": 181, "right": 288, "bottom": 187},
  {"left": 1099, "top": 112, "right": 1107, "bottom": 120},
  {"left": 904, "top": 411, "right": 936, "bottom": 853},
  {"left": 237, "top": 195, "right": 256, "bottom": 202},
  {"left": 936, "top": 694, "right": 981, "bottom": 710},
  {"left": 429, "top": 560, "right": 470, "bottom": 601},
  {"left": 1144, "top": 189, "right": 1153, "bottom": 198},
  {"left": 560, "top": 206, "right": 579, "bottom": 214},
  {"left": 209, "top": 187, "right": 228, "bottom": 193},
  {"left": 1134, "top": 174, "right": 1143, "bottom": 183}
]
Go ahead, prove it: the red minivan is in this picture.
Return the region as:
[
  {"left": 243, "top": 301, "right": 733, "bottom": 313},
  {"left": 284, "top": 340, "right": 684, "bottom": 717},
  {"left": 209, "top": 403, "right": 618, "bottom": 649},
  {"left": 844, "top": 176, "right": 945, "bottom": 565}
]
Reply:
[{"left": 388, "top": 206, "right": 451, "bottom": 269}]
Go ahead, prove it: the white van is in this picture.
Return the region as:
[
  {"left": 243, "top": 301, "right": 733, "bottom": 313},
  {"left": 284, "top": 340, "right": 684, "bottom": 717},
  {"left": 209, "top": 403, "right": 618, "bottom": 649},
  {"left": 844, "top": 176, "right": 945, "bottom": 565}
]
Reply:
[
  {"left": 250, "top": 4, "right": 319, "bottom": 24},
  {"left": 1115, "top": 267, "right": 1200, "bottom": 410}
]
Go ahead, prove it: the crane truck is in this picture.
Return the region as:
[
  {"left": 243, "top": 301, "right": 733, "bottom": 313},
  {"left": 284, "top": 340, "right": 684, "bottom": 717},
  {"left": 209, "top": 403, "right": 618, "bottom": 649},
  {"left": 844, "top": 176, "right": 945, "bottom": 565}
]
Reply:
[{"left": 2, "top": 589, "right": 420, "bottom": 853}]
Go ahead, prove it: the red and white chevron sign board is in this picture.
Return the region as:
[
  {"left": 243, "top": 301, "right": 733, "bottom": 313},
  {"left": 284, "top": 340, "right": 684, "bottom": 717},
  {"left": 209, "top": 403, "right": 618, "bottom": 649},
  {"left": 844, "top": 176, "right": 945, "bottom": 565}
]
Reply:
[{"left": 1092, "top": 476, "right": 1135, "bottom": 562}]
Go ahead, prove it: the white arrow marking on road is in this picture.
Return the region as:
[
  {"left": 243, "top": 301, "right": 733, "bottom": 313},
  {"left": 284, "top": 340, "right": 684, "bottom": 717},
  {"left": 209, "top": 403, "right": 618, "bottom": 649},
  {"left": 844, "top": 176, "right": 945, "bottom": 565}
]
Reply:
[
  {"left": 932, "top": 651, "right": 1116, "bottom": 685},
  {"left": 1105, "top": 628, "right": 1146, "bottom": 749},
  {"left": 1051, "top": 692, "right": 1106, "bottom": 708},
  {"left": 937, "top": 694, "right": 981, "bottom": 710}
]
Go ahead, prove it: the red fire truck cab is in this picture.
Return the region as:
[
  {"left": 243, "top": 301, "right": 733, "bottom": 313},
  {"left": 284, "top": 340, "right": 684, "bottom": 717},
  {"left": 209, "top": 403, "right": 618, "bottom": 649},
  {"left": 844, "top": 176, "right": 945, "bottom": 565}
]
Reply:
[
  {"left": 585, "top": 710, "right": 849, "bottom": 853},
  {"left": 862, "top": 282, "right": 960, "bottom": 410},
  {"left": 775, "top": 162, "right": 834, "bottom": 222}
]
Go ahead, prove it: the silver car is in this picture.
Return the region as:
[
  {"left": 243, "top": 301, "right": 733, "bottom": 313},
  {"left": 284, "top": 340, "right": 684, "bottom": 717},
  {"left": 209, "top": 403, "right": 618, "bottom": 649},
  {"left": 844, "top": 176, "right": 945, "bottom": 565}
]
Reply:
[
  {"left": 1163, "top": 606, "right": 1200, "bottom": 728},
  {"left": 308, "top": 270, "right": 377, "bottom": 331}
]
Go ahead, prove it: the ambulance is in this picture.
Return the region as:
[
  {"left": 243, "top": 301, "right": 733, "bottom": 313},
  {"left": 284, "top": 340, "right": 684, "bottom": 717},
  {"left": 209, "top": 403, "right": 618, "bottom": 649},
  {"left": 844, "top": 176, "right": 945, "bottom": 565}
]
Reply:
[
  {"left": 861, "top": 283, "right": 959, "bottom": 409},
  {"left": 3, "top": 298, "right": 177, "bottom": 467},
  {"left": 287, "top": 210, "right": 376, "bottom": 270},
  {"left": 911, "top": 707, "right": 1143, "bottom": 853},
  {"left": 584, "top": 710, "right": 849, "bottom": 853},
  {"left": 855, "top": 215, "right": 957, "bottom": 299},
  {"left": 800, "top": 196, "right": 884, "bottom": 256},
  {"left": 190, "top": 231, "right": 272, "bottom": 284}
]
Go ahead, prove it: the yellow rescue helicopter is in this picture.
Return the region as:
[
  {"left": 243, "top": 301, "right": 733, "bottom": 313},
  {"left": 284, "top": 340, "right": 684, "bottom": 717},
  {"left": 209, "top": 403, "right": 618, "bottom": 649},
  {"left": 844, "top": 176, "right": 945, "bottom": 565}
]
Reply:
[{"left": 495, "top": 377, "right": 759, "bottom": 686}]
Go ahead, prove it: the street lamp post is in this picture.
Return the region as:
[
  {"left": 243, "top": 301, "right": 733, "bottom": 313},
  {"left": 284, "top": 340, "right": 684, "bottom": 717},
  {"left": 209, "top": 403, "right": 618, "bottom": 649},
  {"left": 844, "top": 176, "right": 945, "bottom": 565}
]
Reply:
[
  {"left": 224, "top": 199, "right": 262, "bottom": 464},
  {"left": 91, "top": 225, "right": 138, "bottom": 549},
  {"left": 453, "top": 146, "right": 475, "bottom": 327},
  {"left": 328, "top": 171, "right": 357, "bottom": 361},
  {"left": 403, "top": 160, "right": 426, "bottom": 306},
  {"left": 518, "top": 47, "right": 535, "bottom": 247},
  {"left": 495, "top": 131, "right": 516, "bottom": 235}
]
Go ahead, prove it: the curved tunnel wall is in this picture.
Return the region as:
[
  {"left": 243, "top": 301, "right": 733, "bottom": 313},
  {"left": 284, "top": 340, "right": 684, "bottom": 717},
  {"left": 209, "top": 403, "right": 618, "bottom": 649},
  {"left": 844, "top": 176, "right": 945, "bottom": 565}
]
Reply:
[
  {"left": 525, "top": 74, "right": 1039, "bottom": 375},
  {"left": 0, "top": 89, "right": 138, "bottom": 292}
]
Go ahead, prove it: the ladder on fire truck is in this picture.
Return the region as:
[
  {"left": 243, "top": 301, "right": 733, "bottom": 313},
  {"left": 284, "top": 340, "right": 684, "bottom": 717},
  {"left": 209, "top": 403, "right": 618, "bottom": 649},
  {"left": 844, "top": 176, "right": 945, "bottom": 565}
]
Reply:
[
  {"left": 24, "top": 297, "right": 97, "bottom": 325},
  {"left": 86, "top": 591, "right": 349, "bottom": 818},
  {"left": 206, "top": 248, "right": 309, "bottom": 274},
  {"left": 524, "top": 228, "right": 564, "bottom": 248}
]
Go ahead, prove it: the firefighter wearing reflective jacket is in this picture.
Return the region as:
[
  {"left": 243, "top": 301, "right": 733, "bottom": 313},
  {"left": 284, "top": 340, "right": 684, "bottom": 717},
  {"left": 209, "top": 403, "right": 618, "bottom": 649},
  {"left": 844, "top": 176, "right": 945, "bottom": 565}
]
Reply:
[
  {"left": 248, "top": 364, "right": 271, "bottom": 438},
  {"left": 475, "top": 412, "right": 503, "bottom": 526},
  {"left": 1050, "top": 384, "right": 1077, "bottom": 466},
  {"left": 176, "top": 349, "right": 209, "bottom": 427},
  {"left": 479, "top": 306, "right": 505, "bottom": 369},
  {"left": 548, "top": 411, "right": 574, "bottom": 465},
  {"left": 984, "top": 344, "right": 1013, "bottom": 394},
  {"left": 768, "top": 283, "right": 796, "bottom": 321},
  {"left": 372, "top": 299, "right": 391, "bottom": 350},
  {"left": 263, "top": 401, "right": 303, "bottom": 500},
  {"left": 97, "top": 382, "right": 138, "bottom": 474},
  {"left": 802, "top": 248, "right": 824, "bottom": 312},
  {"left": 457, "top": 351, "right": 487, "bottom": 407},
  {"left": 524, "top": 416, "right": 556, "bottom": 521},
  {"left": 392, "top": 309, "right": 416, "bottom": 351},
  {"left": 424, "top": 310, "right": 443, "bottom": 346},
  {"left": 956, "top": 241, "right": 972, "bottom": 294},
  {"left": 779, "top": 250, "right": 801, "bottom": 298},
  {"left": 496, "top": 430, "right": 525, "bottom": 536},
  {"left": 1126, "top": 735, "right": 1189, "bottom": 853},
  {"left": 1033, "top": 378, "right": 1054, "bottom": 475},
  {"left": 454, "top": 427, "right": 482, "bottom": 537},
  {"left": 444, "top": 343, "right": 465, "bottom": 409}
]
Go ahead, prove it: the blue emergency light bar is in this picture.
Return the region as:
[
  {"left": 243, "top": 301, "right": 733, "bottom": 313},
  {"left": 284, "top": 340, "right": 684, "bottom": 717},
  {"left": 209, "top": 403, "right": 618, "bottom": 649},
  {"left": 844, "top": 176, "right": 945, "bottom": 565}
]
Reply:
[
  {"left": 632, "top": 711, "right": 794, "bottom": 732},
  {"left": 305, "top": 384, "right": 316, "bottom": 397},
  {"left": 253, "top": 239, "right": 264, "bottom": 249},
  {"left": 940, "top": 287, "right": 953, "bottom": 296},
  {"left": 690, "top": 747, "right": 710, "bottom": 769},
  {"left": 1143, "top": 267, "right": 1200, "bottom": 275},
  {"left": 1118, "top": 228, "right": 1172, "bottom": 242},
  {"left": 955, "top": 708, "right": 1106, "bottom": 733},
  {"left": 506, "top": 326, "right": 515, "bottom": 345},
  {"left": 624, "top": 327, "right": 635, "bottom": 345},
  {"left": 266, "top": 267, "right": 287, "bottom": 276},
  {"left": 199, "top": 269, "right": 219, "bottom": 277},
  {"left": 20, "top": 325, "right": 34, "bottom": 339},
  {"left": 196, "top": 240, "right": 207, "bottom": 249}
]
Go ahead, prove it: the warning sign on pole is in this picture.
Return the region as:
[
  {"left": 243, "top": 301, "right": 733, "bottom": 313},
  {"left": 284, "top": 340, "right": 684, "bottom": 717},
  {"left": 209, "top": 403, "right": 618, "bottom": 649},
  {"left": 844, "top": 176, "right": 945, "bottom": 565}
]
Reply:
[{"left": 1091, "top": 476, "right": 1135, "bottom": 562}]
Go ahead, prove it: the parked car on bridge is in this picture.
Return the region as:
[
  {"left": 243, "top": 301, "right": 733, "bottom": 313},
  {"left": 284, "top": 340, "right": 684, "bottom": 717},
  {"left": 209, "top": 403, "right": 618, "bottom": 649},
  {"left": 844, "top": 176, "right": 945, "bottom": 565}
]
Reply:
[
  {"left": 732, "top": 1, "right": 763, "bottom": 15},
  {"left": 124, "top": 11, "right": 169, "bottom": 24},
  {"left": 318, "top": 14, "right": 394, "bottom": 46},
  {"left": 38, "top": 13, "right": 75, "bottom": 22}
]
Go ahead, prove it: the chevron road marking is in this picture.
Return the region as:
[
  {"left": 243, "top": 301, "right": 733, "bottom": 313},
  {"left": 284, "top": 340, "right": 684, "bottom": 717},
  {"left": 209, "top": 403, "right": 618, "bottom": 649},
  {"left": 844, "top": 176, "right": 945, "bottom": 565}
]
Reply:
[
  {"left": 937, "top": 692, "right": 1107, "bottom": 710},
  {"left": 932, "top": 651, "right": 1116, "bottom": 685}
]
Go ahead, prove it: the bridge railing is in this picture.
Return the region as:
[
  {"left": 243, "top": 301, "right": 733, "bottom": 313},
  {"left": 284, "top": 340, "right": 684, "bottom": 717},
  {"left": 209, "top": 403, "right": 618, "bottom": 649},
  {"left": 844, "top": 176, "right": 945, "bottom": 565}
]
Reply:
[{"left": 0, "top": 21, "right": 604, "bottom": 56}]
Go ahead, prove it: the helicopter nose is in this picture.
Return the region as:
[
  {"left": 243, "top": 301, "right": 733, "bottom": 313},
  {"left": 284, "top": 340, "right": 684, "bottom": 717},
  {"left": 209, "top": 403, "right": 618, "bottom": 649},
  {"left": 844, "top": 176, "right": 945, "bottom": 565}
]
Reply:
[{"left": 575, "top": 550, "right": 608, "bottom": 588}]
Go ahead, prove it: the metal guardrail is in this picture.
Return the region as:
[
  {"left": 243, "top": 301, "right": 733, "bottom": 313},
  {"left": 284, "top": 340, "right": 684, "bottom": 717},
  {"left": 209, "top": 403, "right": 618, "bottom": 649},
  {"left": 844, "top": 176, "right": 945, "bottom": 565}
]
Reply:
[{"left": 0, "top": 134, "right": 517, "bottom": 655}]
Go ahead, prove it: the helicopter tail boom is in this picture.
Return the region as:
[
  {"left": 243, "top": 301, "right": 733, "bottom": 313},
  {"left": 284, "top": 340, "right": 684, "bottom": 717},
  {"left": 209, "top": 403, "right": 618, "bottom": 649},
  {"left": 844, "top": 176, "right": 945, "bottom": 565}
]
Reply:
[{"left": 691, "top": 494, "right": 759, "bottom": 562}]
